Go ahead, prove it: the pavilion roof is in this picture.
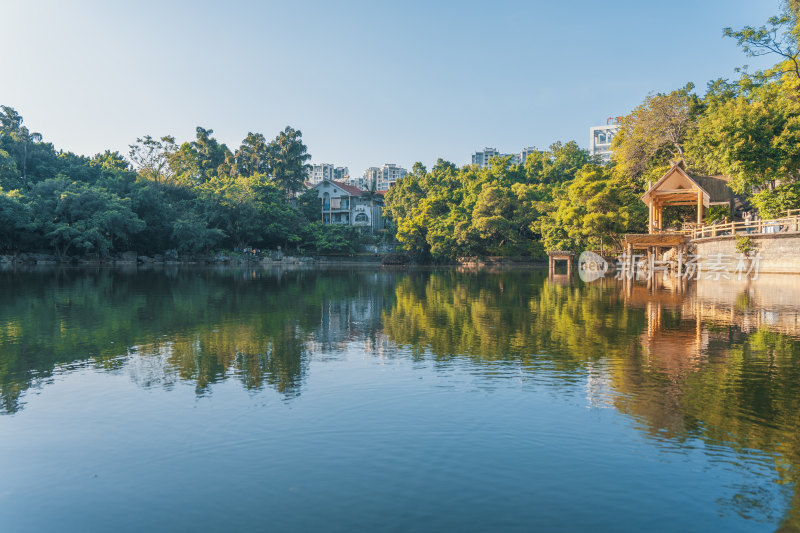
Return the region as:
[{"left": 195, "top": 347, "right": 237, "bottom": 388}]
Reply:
[{"left": 641, "top": 162, "right": 736, "bottom": 208}]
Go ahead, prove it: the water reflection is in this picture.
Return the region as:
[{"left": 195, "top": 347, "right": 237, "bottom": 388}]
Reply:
[
  {"left": 2, "top": 267, "right": 800, "bottom": 528},
  {"left": 0, "top": 268, "right": 398, "bottom": 410}
]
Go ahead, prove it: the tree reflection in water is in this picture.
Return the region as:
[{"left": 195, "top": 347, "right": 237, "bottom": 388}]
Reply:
[{"left": 2, "top": 266, "right": 800, "bottom": 528}]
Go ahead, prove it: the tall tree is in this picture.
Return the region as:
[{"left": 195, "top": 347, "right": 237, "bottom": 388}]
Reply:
[
  {"left": 234, "top": 132, "right": 270, "bottom": 177},
  {"left": 168, "top": 127, "right": 232, "bottom": 184},
  {"left": 724, "top": 1, "right": 800, "bottom": 83},
  {"left": 0, "top": 188, "right": 31, "bottom": 252},
  {"left": 0, "top": 106, "right": 42, "bottom": 190},
  {"left": 128, "top": 135, "right": 176, "bottom": 185},
  {"left": 612, "top": 84, "right": 698, "bottom": 187},
  {"left": 267, "top": 126, "right": 311, "bottom": 197}
]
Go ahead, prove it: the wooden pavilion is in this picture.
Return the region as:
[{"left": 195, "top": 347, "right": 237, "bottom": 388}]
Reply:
[{"left": 641, "top": 161, "right": 737, "bottom": 234}]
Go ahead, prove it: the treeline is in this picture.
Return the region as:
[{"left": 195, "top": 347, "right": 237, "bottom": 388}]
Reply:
[
  {"left": 0, "top": 113, "right": 362, "bottom": 258},
  {"left": 384, "top": 144, "right": 643, "bottom": 260},
  {"left": 2, "top": 3, "right": 798, "bottom": 262},
  {"left": 385, "top": 1, "right": 800, "bottom": 261}
]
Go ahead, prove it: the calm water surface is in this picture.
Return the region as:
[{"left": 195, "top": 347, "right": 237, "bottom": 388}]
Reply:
[{"left": 1, "top": 267, "right": 800, "bottom": 532}]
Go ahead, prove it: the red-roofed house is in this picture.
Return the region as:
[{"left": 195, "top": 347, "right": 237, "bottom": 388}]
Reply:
[{"left": 309, "top": 179, "right": 385, "bottom": 231}]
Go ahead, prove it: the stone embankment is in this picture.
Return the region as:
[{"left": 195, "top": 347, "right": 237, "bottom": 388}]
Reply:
[
  {"left": 693, "top": 233, "right": 800, "bottom": 274},
  {"left": 0, "top": 250, "right": 387, "bottom": 266}
]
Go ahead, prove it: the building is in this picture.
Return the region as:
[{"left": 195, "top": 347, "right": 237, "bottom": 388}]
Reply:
[
  {"left": 307, "top": 164, "right": 350, "bottom": 185},
  {"left": 310, "top": 179, "right": 385, "bottom": 232},
  {"left": 347, "top": 173, "right": 371, "bottom": 191},
  {"left": 471, "top": 146, "right": 539, "bottom": 168},
  {"left": 361, "top": 167, "right": 380, "bottom": 191},
  {"left": 589, "top": 120, "right": 621, "bottom": 164},
  {"left": 333, "top": 166, "right": 349, "bottom": 181},
  {"left": 519, "top": 146, "right": 538, "bottom": 163},
  {"left": 472, "top": 148, "right": 501, "bottom": 167},
  {"left": 307, "top": 163, "right": 333, "bottom": 185},
  {"left": 359, "top": 164, "right": 407, "bottom": 191}
]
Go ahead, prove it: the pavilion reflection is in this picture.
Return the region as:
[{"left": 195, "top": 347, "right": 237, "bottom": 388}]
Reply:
[{"left": 609, "top": 274, "right": 800, "bottom": 529}]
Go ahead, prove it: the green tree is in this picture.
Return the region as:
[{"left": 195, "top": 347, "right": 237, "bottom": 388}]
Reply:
[
  {"left": 171, "top": 215, "right": 226, "bottom": 254},
  {"left": 724, "top": 1, "right": 800, "bottom": 83},
  {"left": 613, "top": 84, "right": 699, "bottom": 187},
  {"left": 128, "top": 135, "right": 177, "bottom": 185},
  {"left": 0, "top": 188, "right": 31, "bottom": 252},
  {"left": 234, "top": 132, "right": 270, "bottom": 177},
  {"left": 31, "top": 178, "right": 145, "bottom": 257},
  {"left": 540, "top": 165, "right": 645, "bottom": 251},
  {"left": 0, "top": 106, "right": 42, "bottom": 190},
  {"left": 687, "top": 76, "right": 800, "bottom": 215},
  {"left": 267, "top": 126, "right": 311, "bottom": 197}
]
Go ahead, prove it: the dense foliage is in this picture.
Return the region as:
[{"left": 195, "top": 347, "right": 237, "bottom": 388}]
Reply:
[
  {"left": 383, "top": 144, "right": 643, "bottom": 260},
  {"left": 0, "top": 111, "right": 358, "bottom": 257},
  {"left": 384, "top": 1, "right": 800, "bottom": 260},
  {"left": 2, "top": 3, "right": 799, "bottom": 260},
  {"left": 613, "top": 1, "right": 800, "bottom": 218}
]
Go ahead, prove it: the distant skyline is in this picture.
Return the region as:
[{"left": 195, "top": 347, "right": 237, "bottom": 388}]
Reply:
[{"left": 0, "top": 0, "right": 778, "bottom": 175}]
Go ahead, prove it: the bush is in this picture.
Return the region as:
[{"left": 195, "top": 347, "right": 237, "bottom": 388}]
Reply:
[
  {"left": 704, "top": 205, "right": 730, "bottom": 224},
  {"left": 735, "top": 235, "right": 753, "bottom": 254}
]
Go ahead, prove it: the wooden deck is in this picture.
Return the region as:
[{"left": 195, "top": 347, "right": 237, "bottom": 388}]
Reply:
[{"left": 624, "top": 233, "right": 689, "bottom": 249}]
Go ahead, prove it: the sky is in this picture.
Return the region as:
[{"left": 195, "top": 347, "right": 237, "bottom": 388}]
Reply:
[{"left": 0, "top": 0, "right": 780, "bottom": 178}]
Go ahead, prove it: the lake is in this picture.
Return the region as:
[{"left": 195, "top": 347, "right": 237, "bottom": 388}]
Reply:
[{"left": 1, "top": 266, "right": 799, "bottom": 532}]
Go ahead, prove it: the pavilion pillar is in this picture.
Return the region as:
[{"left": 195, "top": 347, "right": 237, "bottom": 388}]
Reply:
[
  {"left": 656, "top": 204, "right": 663, "bottom": 232},
  {"left": 567, "top": 256, "right": 573, "bottom": 277},
  {"left": 626, "top": 242, "right": 634, "bottom": 279},
  {"left": 697, "top": 190, "right": 704, "bottom": 224}
]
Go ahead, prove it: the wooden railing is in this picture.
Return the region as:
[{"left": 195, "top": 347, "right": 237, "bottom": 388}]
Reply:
[{"left": 672, "top": 211, "right": 800, "bottom": 240}]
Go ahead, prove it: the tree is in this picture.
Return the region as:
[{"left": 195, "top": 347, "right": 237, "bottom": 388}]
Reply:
[
  {"left": 171, "top": 215, "right": 225, "bottom": 254},
  {"left": 168, "top": 127, "right": 232, "bottom": 185},
  {"left": 724, "top": 1, "right": 800, "bottom": 83},
  {"left": 470, "top": 185, "right": 518, "bottom": 254},
  {"left": 307, "top": 222, "right": 359, "bottom": 254},
  {"left": 128, "top": 135, "right": 176, "bottom": 185},
  {"left": 613, "top": 84, "right": 698, "bottom": 187},
  {"left": 539, "top": 165, "right": 645, "bottom": 252},
  {"left": 234, "top": 132, "right": 270, "bottom": 177},
  {"left": 524, "top": 141, "right": 591, "bottom": 184},
  {"left": 0, "top": 188, "right": 31, "bottom": 252},
  {"left": 31, "top": 179, "right": 145, "bottom": 257},
  {"left": 0, "top": 148, "right": 18, "bottom": 189},
  {"left": 0, "top": 106, "right": 42, "bottom": 190},
  {"left": 687, "top": 76, "right": 800, "bottom": 207},
  {"left": 267, "top": 126, "right": 311, "bottom": 197}
]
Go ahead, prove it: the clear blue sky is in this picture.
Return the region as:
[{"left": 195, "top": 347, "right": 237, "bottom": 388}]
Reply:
[{"left": 0, "top": 0, "right": 779, "bottom": 177}]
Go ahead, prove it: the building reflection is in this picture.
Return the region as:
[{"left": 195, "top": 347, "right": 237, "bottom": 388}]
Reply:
[
  {"left": 4, "top": 267, "right": 800, "bottom": 528},
  {"left": 0, "top": 267, "right": 399, "bottom": 412}
]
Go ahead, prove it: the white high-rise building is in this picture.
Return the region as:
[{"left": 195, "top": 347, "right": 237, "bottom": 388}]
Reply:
[
  {"left": 307, "top": 163, "right": 334, "bottom": 184},
  {"left": 472, "top": 148, "right": 500, "bottom": 167},
  {"left": 519, "top": 146, "right": 538, "bottom": 163},
  {"left": 472, "top": 146, "right": 539, "bottom": 168},
  {"left": 589, "top": 122, "right": 620, "bottom": 164},
  {"left": 333, "top": 166, "right": 349, "bottom": 181},
  {"left": 359, "top": 164, "right": 407, "bottom": 191},
  {"left": 350, "top": 172, "right": 371, "bottom": 191},
  {"left": 308, "top": 164, "right": 350, "bottom": 184}
]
